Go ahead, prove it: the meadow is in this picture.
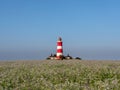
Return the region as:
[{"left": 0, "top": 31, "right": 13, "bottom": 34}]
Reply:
[{"left": 0, "top": 60, "right": 120, "bottom": 90}]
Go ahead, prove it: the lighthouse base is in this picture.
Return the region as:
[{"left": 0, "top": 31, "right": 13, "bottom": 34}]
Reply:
[{"left": 46, "top": 54, "right": 82, "bottom": 60}]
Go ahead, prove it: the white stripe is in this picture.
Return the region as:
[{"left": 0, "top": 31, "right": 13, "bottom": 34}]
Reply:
[
  {"left": 57, "top": 46, "right": 62, "bottom": 49},
  {"left": 57, "top": 41, "right": 62, "bottom": 42},
  {"left": 57, "top": 53, "right": 63, "bottom": 56}
]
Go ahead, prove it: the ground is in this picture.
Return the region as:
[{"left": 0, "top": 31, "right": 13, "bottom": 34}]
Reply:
[{"left": 0, "top": 60, "right": 120, "bottom": 90}]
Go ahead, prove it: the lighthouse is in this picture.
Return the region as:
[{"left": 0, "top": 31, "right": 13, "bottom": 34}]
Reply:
[
  {"left": 56, "top": 37, "right": 63, "bottom": 59},
  {"left": 46, "top": 37, "right": 81, "bottom": 60}
]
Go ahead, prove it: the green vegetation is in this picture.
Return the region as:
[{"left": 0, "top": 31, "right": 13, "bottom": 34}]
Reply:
[{"left": 0, "top": 60, "right": 120, "bottom": 90}]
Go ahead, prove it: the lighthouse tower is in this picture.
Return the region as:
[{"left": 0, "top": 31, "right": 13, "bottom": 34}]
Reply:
[{"left": 56, "top": 37, "right": 63, "bottom": 59}]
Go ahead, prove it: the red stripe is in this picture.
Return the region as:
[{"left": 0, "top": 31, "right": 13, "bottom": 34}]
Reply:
[
  {"left": 57, "top": 42, "right": 62, "bottom": 46},
  {"left": 57, "top": 49, "right": 63, "bottom": 53},
  {"left": 56, "top": 56, "right": 61, "bottom": 60}
]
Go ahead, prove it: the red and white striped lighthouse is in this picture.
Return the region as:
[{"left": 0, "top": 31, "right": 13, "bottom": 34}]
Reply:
[{"left": 56, "top": 37, "right": 63, "bottom": 59}]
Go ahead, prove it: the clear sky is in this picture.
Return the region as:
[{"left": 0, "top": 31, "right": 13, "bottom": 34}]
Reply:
[{"left": 0, "top": 0, "right": 120, "bottom": 60}]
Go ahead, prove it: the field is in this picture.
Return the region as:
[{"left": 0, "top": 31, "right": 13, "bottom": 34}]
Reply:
[{"left": 0, "top": 60, "right": 120, "bottom": 90}]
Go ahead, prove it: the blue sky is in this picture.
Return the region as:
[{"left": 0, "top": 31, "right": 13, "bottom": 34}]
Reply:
[{"left": 0, "top": 0, "right": 120, "bottom": 60}]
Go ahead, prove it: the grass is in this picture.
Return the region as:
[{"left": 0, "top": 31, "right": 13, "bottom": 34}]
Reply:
[{"left": 0, "top": 60, "right": 120, "bottom": 90}]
